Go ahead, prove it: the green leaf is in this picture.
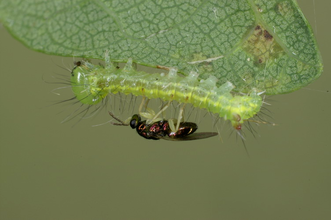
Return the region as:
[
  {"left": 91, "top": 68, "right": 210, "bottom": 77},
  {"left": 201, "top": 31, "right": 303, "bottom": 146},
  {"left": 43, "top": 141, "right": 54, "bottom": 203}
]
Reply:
[{"left": 0, "top": 0, "right": 323, "bottom": 94}]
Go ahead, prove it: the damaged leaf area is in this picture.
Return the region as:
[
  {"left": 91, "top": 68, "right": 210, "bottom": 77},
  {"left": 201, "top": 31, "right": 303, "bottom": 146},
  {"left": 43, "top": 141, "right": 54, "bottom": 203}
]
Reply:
[
  {"left": 0, "top": 0, "right": 323, "bottom": 94},
  {"left": 241, "top": 24, "right": 286, "bottom": 92},
  {"left": 243, "top": 25, "right": 283, "bottom": 66}
]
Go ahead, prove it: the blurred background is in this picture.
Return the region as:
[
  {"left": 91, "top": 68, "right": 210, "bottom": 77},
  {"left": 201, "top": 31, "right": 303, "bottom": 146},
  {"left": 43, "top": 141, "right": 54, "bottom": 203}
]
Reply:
[{"left": 1, "top": 0, "right": 330, "bottom": 219}]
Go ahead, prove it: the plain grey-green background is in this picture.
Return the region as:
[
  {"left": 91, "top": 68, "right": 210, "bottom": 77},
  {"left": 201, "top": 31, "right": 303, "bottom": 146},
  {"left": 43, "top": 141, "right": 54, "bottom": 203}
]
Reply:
[{"left": 1, "top": 0, "right": 330, "bottom": 219}]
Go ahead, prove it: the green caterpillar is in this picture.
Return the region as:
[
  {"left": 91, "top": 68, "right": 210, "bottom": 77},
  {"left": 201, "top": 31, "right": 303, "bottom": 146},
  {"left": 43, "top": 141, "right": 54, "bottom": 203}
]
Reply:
[{"left": 71, "top": 55, "right": 263, "bottom": 130}]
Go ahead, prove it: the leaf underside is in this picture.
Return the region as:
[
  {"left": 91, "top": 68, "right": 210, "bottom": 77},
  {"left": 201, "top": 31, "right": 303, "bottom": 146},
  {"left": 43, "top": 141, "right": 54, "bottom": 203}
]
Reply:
[{"left": 0, "top": 0, "right": 323, "bottom": 95}]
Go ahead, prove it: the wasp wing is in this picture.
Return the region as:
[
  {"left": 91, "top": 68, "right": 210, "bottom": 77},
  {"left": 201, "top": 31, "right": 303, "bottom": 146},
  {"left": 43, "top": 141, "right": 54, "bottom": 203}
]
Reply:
[{"left": 160, "top": 132, "right": 218, "bottom": 141}]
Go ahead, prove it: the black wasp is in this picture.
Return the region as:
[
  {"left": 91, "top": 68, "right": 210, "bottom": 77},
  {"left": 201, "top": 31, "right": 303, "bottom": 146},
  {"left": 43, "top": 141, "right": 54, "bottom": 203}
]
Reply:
[{"left": 109, "top": 112, "right": 218, "bottom": 141}]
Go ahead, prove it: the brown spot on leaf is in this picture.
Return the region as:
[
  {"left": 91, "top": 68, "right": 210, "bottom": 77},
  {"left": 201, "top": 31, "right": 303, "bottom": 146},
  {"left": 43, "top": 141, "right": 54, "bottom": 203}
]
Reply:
[
  {"left": 243, "top": 24, "right": 284, "bottom": 66},
  {"left": 264, "top": 30, "right": 273, "bottom": 40}
]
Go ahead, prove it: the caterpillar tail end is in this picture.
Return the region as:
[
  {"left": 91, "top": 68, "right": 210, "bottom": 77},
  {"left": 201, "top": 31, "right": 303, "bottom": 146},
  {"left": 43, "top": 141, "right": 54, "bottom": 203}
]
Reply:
[
  {"left": 229, "top": 88, "right": 263, "bottom": 131},
  {"left": 232, "top": 114, "right": 243, "bottom": 130}
]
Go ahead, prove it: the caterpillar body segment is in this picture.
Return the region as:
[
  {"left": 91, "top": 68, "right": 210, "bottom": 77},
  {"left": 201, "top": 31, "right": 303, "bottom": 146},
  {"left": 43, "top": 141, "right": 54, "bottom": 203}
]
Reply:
[{"left": 71, "top": 59, "right": 263, "bottom": 129}]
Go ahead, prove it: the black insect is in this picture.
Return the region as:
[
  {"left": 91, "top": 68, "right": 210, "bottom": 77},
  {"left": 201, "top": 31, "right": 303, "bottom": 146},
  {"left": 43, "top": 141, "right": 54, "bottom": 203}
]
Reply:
[{"left": 109, "top": 112, "right": 218, "bottom": 141}]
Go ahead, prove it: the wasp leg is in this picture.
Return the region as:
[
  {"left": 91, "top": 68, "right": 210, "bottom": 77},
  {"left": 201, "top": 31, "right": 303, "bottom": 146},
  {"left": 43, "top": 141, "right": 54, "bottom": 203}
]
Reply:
[
  {"left": 138, "top": 96, "right": 147, "bottom": 113},
  {"left": 175, "top": 104, "right": 187, "bottom": 132},
  {"left": 138, "top": 97, "right": 154, "bottom": 118},
  {"left": 147, "top": 100, "right": 172, "bottom": 124},
  {"left": 138, "top": 96, "right": 159, "bottom": 121},
  {"left": 168, "top": 118, "right": 177, "bottom": 132}
]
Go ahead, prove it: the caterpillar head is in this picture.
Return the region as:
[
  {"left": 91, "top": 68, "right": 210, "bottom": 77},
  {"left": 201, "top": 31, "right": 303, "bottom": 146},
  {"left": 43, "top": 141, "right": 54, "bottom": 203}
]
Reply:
[{"left": 71, "top": 61, "right": 109, "bottom": 105}]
